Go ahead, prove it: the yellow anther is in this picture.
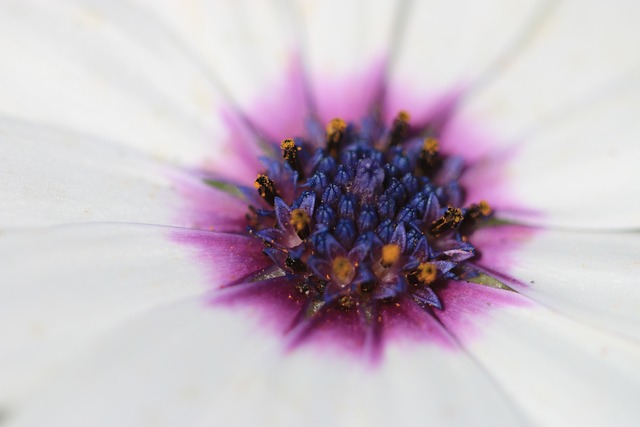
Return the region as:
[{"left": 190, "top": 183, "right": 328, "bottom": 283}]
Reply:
[
  {"left": 478, "top": 200, "right": 492, "bottom": 216},
  {"left": 289, "top": 209, "right": 310, "bottom": 233},
  {"left": 397, "top": 110, "right": 411, "bottom": 123},
  {"left": 332, "top": 256, "right": 355, "bottom": 285},
  {"left": 326, "top": 118, "right": 347, "bottom": 156},
  {"left": 326, "top": 118, "right": 347, "bottom": 136},
  {"left": 389, "top": 111, "right": 411, "bottom": 147},
  {"left": 254, "top": 174, "right": 277, "bottom": 205},
  {"left": 416, "top": 262, "right": 437, "bottom": 284},
  {"left": 430, "top": 206, "right": 464, "bottom": 235},
  {"left": 281, "top": 138, "right": 295, "bottom": 152},
  {"left": 423, "top": 137, "right": 440, "bottom": 155},
  {"left": 253, "top": 175, "right": 264, "bottom": 190},
  {"left": 381, "top": 243, "right": 401, "bottom": 267},
  {"left": 281, "top": 138, "right": 300, "bottom": 161}
]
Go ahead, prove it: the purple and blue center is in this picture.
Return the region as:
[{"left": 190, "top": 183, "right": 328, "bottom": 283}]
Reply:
[{"left": 245, "top": 111, "right": 496, "bottom": 333}]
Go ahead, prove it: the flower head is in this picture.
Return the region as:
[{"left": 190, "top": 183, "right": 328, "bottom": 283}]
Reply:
[
  {"left": 210, "top": 105, "right": 508, "bottom": 356},
  {"left": 1, "top": 0, "right": 640, "bottom": 426}
]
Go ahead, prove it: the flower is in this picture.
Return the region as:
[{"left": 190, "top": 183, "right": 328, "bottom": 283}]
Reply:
[{"left": 1, "top": 1, "right": 640, "bottom": 426}]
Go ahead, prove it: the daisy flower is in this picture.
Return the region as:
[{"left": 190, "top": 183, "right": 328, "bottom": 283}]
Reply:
[{"left": 1, "top": 0, "right": 640, "bottom": 426}]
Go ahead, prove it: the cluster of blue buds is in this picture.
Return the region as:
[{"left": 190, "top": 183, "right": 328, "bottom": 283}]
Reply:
[{"left": 249, "top": 112, "right": 492, "bottom": 315}]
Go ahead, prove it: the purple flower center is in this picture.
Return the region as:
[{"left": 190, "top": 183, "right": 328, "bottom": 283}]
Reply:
[{"left": 248, "top": 111, "right": 494, "bottom": 322}]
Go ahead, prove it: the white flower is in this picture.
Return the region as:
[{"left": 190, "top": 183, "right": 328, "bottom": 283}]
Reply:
[{"left": 1, "top": 0, "right": 639, "bottom": 426}]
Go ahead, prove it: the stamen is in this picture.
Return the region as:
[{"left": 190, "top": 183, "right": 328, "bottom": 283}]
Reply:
[
  {"left": 420, "top": 137, "right": 440, "bottom": 172},
  {"left": 289, "top": 208, "right": 311, "bottom": 240},
  {"left": 286, "top": 256, "right": 306, "bottom": 273},
  {"left": 430, "top": 207, "right": 464, "bottom": 235},
  {"left": 388, "top": 111, "right": 411, "bottom": 147},
  {"left": 409, "top": 262, "right": 438, "bottom": 285},
  {"left": 423, "top": 137, "right": 439, "bottom": 155},
  {"left": 281, "top": 138, "right": 302, "bottom": 176},
  {"left": 332, "top": 256, "right": 356, "bottom": 285},
  {"left": 478, "top": 200, "right": 492, "bottom": 216},
  {"left": 326, "top": 118, "right": 347, "bottom": 157},
  {"left": 460, "top": 200, "right": 493, "bottom": 234},
  {"left": 381, "top": 243, "right": 401, "bottom": 267},
  {"left": 254, "top": 174, "right": 277, "bottom": 205}
]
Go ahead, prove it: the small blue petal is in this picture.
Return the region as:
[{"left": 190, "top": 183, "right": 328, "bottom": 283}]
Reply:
[
  {"left": 413, "top": 287, "right": 443, "bottom": 310},
  {"left": 385, "top": 178, "right": 407, "bottom": 205},
  {"left": 377, "top": 194, "right": 396, "bottom": 219},
  {"left": 273, "top": 197, "right": 292, "bottom": 230},
  {"left": 334, "top": 165, "right": 354, "bottom": 186},
  {"left": 390, "top": 222, "right": 407, "bottom": 252},
  {"left": 351, "top": 158, "right": 384, "bottom": 203},
  {"left": 315, "top": 204, "right": 337, "bottom": 227},
  {"left": 375, "top": 219, "right": 395, "bottom": 243},
  {"left": 305, "top": 171, "right": 329, "bottom": 194},
  {"left": 395, "top": 205, "right": 416, "bottom": 224},
  {"left": 357, "top": 204, "right": 379, "bottom": 232},
  {"left": 392, "top": 154, "right": 411, "bottom": 176},
  {"left": 316, "top": 155, "right": 338, "bottom": 177},
  {"left": 321, "top": 183, "right": 343, "bottom": 207},
  {"left": 401, "top": 173, "right": 419, "bottom": 195},
  {"left": 296, "top": 191, "right": 317, "bottom": 215},
  {"left": 338, "top": 193, "right": 358, "bottom": 220},
  {"left": 335, "top": 218, "right": 357, "bottom": 249}
]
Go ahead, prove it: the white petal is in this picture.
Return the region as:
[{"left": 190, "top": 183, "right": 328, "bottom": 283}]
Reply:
[
  {"left": 0, "top": 223, "right": 268, "bottom": 404},
  {"left": 472, "top": 226, "right": 640, "bottom": 342},
  {"left": 458, "top": 0, "right": 640, "bottom": 146},
  {"left": 0, "top": 0, "right": 246, "bottom": 169},
  {"left": 127, "top": 0, "right": 307, "bottom": 141},
  {"left": 462, "top": 84, "right": 640, "bottom": 229},
  {"left": 386, "top": 0, "right": 543, "bottom": 125},
  {"left": 291, "top": 0, "right": 397, "bottom": 123},
  {"left": 0, "top": 118, "right": 248, "bottom": 229},
  {"left": 436, "top": 282, "right": 640, "bottom": 427},
  {"left": 4, "top": 299, "right": 524, "bottom": 427}
]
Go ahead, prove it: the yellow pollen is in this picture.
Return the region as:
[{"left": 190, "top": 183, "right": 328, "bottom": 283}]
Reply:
[
  {"left": 381, "top": 244, "right": 401, "bottom": 267},
  {"left": 430, "top": 206, "right": 464, "bottom": 234},
  {"left": 253, "top": 174, "right": 268, "bottom": 189},
  {"left": 253, "top": 178, "right": 261, "bottom": 190},
  {"left": 423, "top": 137, "right": 440, "bottom": 155},
  {"left": 397, "top": 110, "right": 411, "bottom": 123},
  {"left": 478, "top": 200, "right": 492, "bottom": 216},
  {"left": 289, "top": 209, "right": 310, "bottom": 232},
  {"left": 416, "top": 262, "right": 438, "bottom": 284},
  {"left": 281, "top": 138, "right": 295, "bottom": 151},
  {"left": 332, "top": 256, "right": 355, "bottom": 285},
  {"left": 326, "top": 118, "right": 347, "bottom": 135}
]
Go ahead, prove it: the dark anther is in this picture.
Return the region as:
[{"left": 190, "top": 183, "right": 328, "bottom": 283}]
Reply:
[
  {"left": 429, "top": 206, "right": 464, "bottom": 235},
  {"left": 388, "top": 111, "right": 411, "bottom": 147},
  {"left": 326, "top": 118, "right": 347, "bottom": 157},
  {"left": 254, "top": 174, "right": 277, "bottom": 205},
  {"left": 286, "top": 256, "right": 306, "bottom": 273},
  {"left": 470, "top": 200, "right": 492, "bottom": 218},
  {"left": 464, "top": 200, "right": 492, "bottom": 223},
  {"left": 419, "top": 137, "right": 441, "bottom": 173},
  {"left": 281, "top": 138, "right": 303, "bottom": 178},
  {"left": 460, "top": 200, "right": 492, "bottom": 234}
]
